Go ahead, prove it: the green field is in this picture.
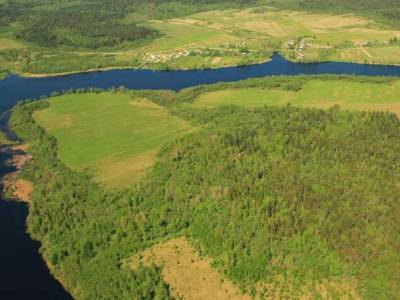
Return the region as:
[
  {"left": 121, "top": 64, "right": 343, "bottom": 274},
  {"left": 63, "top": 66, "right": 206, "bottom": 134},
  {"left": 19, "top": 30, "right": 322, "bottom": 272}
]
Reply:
[
  {"left": 194, "top": 79, "right": 400, "bottom": 115},
  {"left": 34, "top": 92, "right": 190, "bottom": 187},
  {"left": 143, "top": 21, "right": 228, "bottom": 52}
]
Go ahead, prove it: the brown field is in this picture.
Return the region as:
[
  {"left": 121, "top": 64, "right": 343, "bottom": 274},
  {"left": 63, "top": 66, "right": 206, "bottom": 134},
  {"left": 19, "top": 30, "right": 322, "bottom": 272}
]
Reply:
[
  {"left": 131, "top": 238, "right": 251, "bottom": 300},
  {"left": 13, "top": 179, "right": 33, "bottom": 203},
  {"left": 131, "top": 238, "right": 360, "bottom": 299}
]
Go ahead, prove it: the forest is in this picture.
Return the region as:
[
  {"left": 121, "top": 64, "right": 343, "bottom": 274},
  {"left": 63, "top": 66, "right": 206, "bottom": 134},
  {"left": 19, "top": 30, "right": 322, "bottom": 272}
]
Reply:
[
  {"left": 0, "top": 0, "right": 254, "bottom": 49},
  {"left": 10, "top": 75, "right": 400, "bottom": 299}
]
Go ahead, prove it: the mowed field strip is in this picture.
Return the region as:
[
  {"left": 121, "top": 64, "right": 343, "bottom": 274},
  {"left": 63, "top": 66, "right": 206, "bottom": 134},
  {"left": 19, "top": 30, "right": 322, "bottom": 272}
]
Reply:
[
  {"left": 130, "top": 238, "right": 251, "bottom": 300},
  {"left": 193, "top": 79, "right": 400, "bottom": 115},
  {"left": 34, "top": 93, "right": 191, "bottom": 187}
]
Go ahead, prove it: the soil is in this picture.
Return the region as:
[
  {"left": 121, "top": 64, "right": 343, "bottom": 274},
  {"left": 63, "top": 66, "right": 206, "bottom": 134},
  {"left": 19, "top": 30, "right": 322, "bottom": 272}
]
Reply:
[{"left": 1, "top": 144, "right": 33, "bottom": 203}]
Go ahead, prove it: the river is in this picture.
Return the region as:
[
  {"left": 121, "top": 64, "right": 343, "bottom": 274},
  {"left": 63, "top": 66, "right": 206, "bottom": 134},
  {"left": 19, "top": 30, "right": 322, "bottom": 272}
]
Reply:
[{"left": 0, "top": 54, "right": 400, "bottom": 299}]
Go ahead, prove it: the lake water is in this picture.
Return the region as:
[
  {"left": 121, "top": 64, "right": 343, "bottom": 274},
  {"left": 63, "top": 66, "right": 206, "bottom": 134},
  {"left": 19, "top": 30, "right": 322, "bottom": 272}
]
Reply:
[
  {"left": 0, "top": 147, "right": 72, "bottom": 300},
  {"left": 1, "top": 54, "right": 400, "bottom": 112},
  {"left": 1, "top": 54, "right": 400, "bottom": 299}
]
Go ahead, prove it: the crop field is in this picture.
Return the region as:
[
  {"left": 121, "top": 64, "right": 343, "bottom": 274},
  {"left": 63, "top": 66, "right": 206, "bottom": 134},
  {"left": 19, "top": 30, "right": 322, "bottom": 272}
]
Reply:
[
  {"left": 194, "top": 79, "right": 400, "bottom": 115},
  {"left": 192, "top": 8, "right": 397, "bottom": 40},
  {"left": 34, "top": 93, "right": 191, "bottom": 187},
  {"left": 143, "top": 21, "right": 234, "bottom": 53},
  {"left": 140, "top": 7, "right": 400, "bottom": 66}
]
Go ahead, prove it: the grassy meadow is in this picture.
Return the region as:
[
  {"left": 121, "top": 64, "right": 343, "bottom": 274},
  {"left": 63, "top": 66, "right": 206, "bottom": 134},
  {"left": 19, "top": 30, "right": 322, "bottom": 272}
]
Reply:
[
  {"left": 34, "top": 92, "right": 191, "bottom": 187},
  {"left": 194, "top": 79, "right": 400, "bottom": 115}
]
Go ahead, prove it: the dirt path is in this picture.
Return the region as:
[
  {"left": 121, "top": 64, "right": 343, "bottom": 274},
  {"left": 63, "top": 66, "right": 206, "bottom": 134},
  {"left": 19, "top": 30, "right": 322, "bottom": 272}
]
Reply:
[
  {"left": 212, "top": 57, "right": 222, "bottom": 64},
  {"left": 361, "top": 48, "right": 372, "bottom": 58}
]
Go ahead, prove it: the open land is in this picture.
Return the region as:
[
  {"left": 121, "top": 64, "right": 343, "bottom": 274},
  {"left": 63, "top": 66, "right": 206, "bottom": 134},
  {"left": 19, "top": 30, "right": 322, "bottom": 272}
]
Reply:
[
  {"left": 33, "top": 93, "right": 191, "bottom": 187},
  {"left": 131, "top": 238, "right": 251, "bottom": 300},
  {"left": 193, "top": 78, "right": 400, "bottom": 115}
]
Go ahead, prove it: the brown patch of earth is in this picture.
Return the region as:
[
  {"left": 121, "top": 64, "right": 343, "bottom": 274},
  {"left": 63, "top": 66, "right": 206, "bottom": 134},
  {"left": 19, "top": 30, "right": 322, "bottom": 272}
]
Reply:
[
  {"left": 12, "top": 179, "right": 33, "bottom": 203},
  {"left": 212, "top": 57, "right": 222, "bottom": 64},
  {"left": 131, "top": 238, "right": 251, "bottom": 300},
  {"left": 1, "top": 144, "right": 33, "bottom": 203}
]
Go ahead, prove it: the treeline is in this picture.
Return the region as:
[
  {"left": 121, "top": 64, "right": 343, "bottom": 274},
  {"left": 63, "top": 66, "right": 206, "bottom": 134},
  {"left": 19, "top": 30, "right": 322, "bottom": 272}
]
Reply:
[
  {"left": 16, "top": 11, "right": 159, "bottom": 49},
  {"left": 1, "top": 0, "right": 257, "bottom": 49},
  {"left": 11, "top": 76, "right": 400, "bottom": 298}
]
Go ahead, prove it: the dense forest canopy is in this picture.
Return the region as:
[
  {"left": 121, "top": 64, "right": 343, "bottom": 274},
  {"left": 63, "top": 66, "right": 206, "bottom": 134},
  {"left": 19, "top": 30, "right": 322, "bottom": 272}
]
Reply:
[{"left": 10, "top": 76, "right": 400, "bottom": 299}]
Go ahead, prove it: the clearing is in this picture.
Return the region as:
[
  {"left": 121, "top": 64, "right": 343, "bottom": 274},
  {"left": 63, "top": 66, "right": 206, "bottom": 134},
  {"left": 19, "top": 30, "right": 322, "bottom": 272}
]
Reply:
[
  {"left": 34, "top": 93, "right": 191, "bottom": 187},
  {"left": 193, "top": 79, "right": 400, "bottom": 115},
  {"left": 130, "top": 238, "right": 251, "bottom": 300}
]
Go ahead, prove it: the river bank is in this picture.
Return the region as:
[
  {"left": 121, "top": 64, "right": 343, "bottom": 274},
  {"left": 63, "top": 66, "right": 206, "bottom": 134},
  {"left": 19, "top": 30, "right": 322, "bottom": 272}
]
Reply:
[
  {"left": 1, "top": 54, "right": 400, "bottom": 115},
  {"left": 0, "top": 143, "right": 72, "bottom": 299},
  {"left": 1, "top": 145, "right": 32, "bottom": 203},
  {"left": 6, "top": 53, "right": 400, "bottom": 80}
]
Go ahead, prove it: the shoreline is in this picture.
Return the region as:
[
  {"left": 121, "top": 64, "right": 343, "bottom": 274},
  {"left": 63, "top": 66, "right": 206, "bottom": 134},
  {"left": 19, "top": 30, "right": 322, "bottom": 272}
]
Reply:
[
  {"left": 16, "top": 58, "right": 271, "bottom": 79},
  {"left": 0, "top": 143, "right": 74, "bottom": 298},
  {"left": 5, "top": 55, "right": 400, "bottom": 79},
  {"left": 0, "top": 144, "right": 32, "bottom": 203}
]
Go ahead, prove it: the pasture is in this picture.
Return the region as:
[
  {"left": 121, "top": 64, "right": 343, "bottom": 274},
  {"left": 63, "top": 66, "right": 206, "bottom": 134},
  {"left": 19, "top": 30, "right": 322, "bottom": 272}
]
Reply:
[
  {"left": 34, "top": 93, "right": 191, "bottom": 187},
  {"left": 193, "top": 79, "right": 400, "bottom": 115}
]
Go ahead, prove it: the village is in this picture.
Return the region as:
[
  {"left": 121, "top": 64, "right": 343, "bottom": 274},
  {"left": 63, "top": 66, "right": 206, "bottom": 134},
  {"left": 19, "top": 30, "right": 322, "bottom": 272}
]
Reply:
[{"left": 142, "top": 42, "right": 252, "bottom": 64}]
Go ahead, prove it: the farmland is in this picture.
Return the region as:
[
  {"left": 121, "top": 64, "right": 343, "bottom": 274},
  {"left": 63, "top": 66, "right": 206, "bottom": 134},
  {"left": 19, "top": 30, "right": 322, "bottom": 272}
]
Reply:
[
  {"left": 33, "top": 92, "right": 191, "bottom": 187},
  {"left": 194, "top": 78, "right": 400, "bottom": 115},
  {"left": 2, "top": 1, "right": 400, "bottom": 77}
]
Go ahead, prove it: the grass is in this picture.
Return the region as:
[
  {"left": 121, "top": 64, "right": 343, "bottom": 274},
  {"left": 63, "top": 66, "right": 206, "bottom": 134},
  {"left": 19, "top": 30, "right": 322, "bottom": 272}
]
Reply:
[
  {"left": 130, "top": 238, "right": 250, "bottom": 300},
  {"left": 193, "top": 79, "right": 400, "bottom": 115},
  {"left": 143, "top": 21, "right": 227, "bottom": 52},
  {"left": 193, "top": 88, "right": 295, "bottom": 108},
  {"left": 34, "top": 93, "right": 191, "bottom": 187}
]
